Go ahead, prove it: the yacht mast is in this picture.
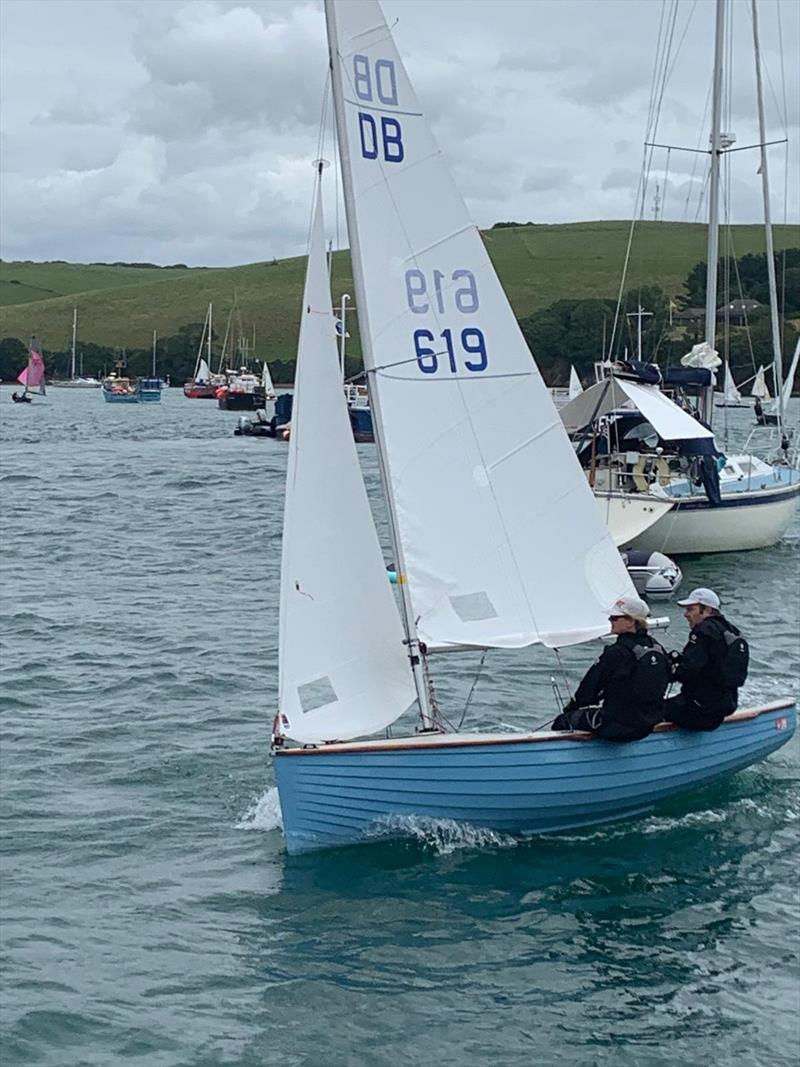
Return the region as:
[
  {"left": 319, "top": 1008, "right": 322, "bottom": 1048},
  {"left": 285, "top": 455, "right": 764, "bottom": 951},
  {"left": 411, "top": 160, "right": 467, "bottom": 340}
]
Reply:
[
  {"left": 751, "top": 0, "right": 783, "bottom": 431},
  {"left": 70, "top": 307, "right": 77, "bottom": 380},
  {"left": 702, "top": 0, "right": 725, "bottom": 426},
  {"left": 324, "top": 0, "right": 435, "bottom": 729}
]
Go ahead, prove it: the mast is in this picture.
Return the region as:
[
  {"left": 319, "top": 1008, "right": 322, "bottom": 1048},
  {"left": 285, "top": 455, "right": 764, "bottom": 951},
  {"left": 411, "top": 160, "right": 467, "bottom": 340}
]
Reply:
[
  {"left": 325, "top": 0, "right": 435, "bottom": 729},
  {"left": 152, "top": 329, "right": 157, "bottom": 377},
  {"left": 702, "top": 0, "right": 726, "bottom": 426},
  {"left": 751, "top": 0, "right": 783, "bottom": 431},
  {"left": 339, "top": 294, "right": 349, "bottom": 386},
  {"left": 207, "top": 303, "right": 213, "bottom": 369},
  {"left": 70, "top": 307, "right": 77, "bottom": 380}
]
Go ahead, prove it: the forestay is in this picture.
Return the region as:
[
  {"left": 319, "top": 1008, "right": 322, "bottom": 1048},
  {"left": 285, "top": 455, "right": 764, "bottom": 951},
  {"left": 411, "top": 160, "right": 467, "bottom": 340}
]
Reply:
[
  {"left": 326, "top": 0, "right": 633, "bottom": 649},
  {"left": 278, "top": 172, "right": 416, "bottom": 744}
]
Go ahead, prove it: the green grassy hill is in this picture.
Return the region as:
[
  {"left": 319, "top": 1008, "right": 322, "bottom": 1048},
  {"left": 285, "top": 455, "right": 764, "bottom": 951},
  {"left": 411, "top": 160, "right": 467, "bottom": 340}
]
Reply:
[{"left": 1, "top": 220, "right": 797, "bottom": 362}]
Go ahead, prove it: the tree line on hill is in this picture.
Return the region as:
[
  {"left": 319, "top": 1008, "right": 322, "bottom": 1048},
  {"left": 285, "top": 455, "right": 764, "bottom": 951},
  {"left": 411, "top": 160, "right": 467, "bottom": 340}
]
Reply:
[{"left": 1, "top": 248, "right": 797, "bottom": 388}]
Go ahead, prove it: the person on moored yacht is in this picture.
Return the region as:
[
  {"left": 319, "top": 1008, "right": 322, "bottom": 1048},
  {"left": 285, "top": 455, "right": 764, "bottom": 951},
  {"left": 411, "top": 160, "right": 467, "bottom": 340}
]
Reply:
[{"left": 552, "top": 596, "right": 669, "bottom": 742}]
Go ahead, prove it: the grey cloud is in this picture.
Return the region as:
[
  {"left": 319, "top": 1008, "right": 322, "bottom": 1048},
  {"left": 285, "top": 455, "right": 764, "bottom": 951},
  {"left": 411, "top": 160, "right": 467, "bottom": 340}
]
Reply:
[
  {"left": 601, "top": 168, "right": 640, "bottom": 192},
  {"left": 1, "top": 0, "right": 797, "bottom": 266},
  {"left": 499, "top": 46, "right": 584, "bottom": 74},
  {"left": 522, "top": 167, "right": 572, "bottom": 194},
  {"left": 129, "top": 2, "right": 326, "bottom": 137}
]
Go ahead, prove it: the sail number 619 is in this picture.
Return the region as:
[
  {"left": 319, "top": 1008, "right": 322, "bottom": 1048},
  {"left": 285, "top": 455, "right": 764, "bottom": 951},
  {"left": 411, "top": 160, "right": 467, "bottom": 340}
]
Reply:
[{"left": 414, "top": 328, "right": 488, "bottom": 374}]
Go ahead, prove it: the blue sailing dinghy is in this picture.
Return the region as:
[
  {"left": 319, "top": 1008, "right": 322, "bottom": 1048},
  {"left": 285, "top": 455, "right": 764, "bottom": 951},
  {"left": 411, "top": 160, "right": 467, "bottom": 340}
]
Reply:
[
  {"left": 270, "top": 0, "right": 796, "bottom": 856},
  {"left": 274, "top": 704, "right": 795, "bottom": 854}
]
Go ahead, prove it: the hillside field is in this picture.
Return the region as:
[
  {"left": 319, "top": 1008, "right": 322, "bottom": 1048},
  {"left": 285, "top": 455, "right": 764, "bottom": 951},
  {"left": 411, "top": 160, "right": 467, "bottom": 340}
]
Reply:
[{"left": 1, "top": 220, "right": 798, "bottom": 363}]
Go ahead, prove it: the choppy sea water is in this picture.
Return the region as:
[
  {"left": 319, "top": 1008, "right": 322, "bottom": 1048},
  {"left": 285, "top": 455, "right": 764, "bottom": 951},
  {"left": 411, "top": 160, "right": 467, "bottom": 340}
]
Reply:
[{"left": 1, "top": 386, "right": 798, "bottom": 1067}]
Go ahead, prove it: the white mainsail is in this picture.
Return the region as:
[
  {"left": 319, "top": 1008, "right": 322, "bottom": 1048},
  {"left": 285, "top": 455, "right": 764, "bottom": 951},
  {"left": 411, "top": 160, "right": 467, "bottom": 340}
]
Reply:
[
  {"left": 278, "top": 170, "right": 416, "bottom": 744},
  {"left": 722, "top": 364, "right": 741, "bottom": 404},
  {"left": 751, "top": 365, "right": 771, "bottom": 401},
  {"left": 196, "top": 358, "right": 211, "bottom": 384},
  {"left": 569, "top": 365, "right": 583, "bottom": 400},
  {"left": 326, "top": 0, "right": 633, "bottom": 649}
]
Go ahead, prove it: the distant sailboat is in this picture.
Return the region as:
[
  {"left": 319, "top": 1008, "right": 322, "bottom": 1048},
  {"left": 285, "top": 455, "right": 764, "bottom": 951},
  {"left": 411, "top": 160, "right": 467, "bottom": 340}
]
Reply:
[
  {"left": 759, "top": 341, "right": 800, "bottom": 426},
  {"left": 12, "top": 341, "right": 46, "bottom": 403},
  {"left": 751, "top": 364, "right": 771, "bottom": 402},
  {"left": 50, "top": 308, "right": 101, "bottom": 388},
  {"left": 184, "top": 304, "right": 219, "bottom": 399},
  {"left": 714, "top": 363, "right": 747, "bottom": 408},
  {"left": 262, "top": 361, "right": 276, "bottom": 399},
  {"left": 569, "top": 365, "right": 583, "bottom": 400}
]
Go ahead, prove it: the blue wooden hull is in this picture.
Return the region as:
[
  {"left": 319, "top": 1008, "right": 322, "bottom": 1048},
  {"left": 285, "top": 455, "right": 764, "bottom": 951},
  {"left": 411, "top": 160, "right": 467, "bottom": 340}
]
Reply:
[
  {"left": 102, "top": 390, "right": 139, "bottom": 404},
  {"left": 273, "top": 702, "right": 796, "bottom": 854}
]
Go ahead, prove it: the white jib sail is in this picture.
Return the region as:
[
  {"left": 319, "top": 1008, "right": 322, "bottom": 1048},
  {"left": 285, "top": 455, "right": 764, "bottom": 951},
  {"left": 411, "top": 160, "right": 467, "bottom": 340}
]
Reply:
[
  {"left": 278, "top": 170, "right": 416, "bottom": 744},
  {"left": 262, "top": 361, "right": 275, "bottom": 395},
  {"left": 327, "top": 0, "right": 634, "bottom": 649},
  {"left": 777, "top": 340, "right": 799, "bottom": 412},
  {"left": 751, "top": 365, "right": 771, "bottom": 401},
  {"left": 196, "top": 358, "right": 211, "bottom": 383},
  {"left": 722, "top": 364, "right": 741, "bottom": 403},
  {"left": 569, "top": 365, "right": 583, "bottom": 400}
]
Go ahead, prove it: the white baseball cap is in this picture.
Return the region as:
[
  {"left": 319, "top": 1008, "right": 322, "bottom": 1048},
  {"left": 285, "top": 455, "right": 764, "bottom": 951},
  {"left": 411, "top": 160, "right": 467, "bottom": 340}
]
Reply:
[
  {"left": 677, "top": 587, "right": 720, "bottom": 609},
  {"left": 608, "top": 595, "right": 650, "bottom": 622}
]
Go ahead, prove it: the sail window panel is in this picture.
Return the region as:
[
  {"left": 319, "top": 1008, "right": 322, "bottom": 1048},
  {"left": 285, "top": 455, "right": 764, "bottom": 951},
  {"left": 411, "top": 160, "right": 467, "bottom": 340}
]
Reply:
[
  {"left": 449, "top": 592, "right": 499, "bottom": 623},
  {"left": 297, "top": 677, "right": 338, "bottom": 715}
]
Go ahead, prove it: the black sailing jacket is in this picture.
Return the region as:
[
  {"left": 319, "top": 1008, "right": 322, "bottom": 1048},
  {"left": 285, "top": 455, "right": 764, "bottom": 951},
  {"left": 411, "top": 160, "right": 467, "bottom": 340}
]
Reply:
[
  {"left": 674, "top": 613, "right": 741, "bottom": 714},
  {"left": 565, "top": 632, "right": 666, "bottom": 742}
]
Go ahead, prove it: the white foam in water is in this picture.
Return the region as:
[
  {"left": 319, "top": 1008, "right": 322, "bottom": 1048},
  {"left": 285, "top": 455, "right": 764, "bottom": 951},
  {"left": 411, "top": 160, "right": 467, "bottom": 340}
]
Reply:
[
  {"left": 236, "top": 787, "right": 283, "bottom": 831},
  {"left": 374, "top": 814, "right": 518, "bottom": 855},
  {"left": 556, "top": 794, "right": 798, "bottom": 843}
]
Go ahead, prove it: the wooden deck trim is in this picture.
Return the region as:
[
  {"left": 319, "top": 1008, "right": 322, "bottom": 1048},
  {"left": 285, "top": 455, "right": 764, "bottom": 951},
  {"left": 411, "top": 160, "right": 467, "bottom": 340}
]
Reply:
[{"left": 274, "top": 699, "right": 795, "bottom": 757}]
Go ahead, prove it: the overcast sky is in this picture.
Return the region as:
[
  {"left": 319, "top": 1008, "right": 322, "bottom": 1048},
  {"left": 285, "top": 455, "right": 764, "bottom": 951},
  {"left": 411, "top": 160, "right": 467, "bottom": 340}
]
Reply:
[{"left": 1, "top": 0, "right": 797, "bottom": 267}]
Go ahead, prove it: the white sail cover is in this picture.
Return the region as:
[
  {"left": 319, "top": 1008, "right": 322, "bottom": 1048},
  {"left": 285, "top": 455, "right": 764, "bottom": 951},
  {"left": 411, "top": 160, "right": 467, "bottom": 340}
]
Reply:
[
  {"left": 722, "top": 364, "right": 741, "bottom": 403},
  {"left": 681, "top": 341, "right": 722, "bottom": 371},
  {"left": 751, "top": 365, "right": 771, "bottom": 401},
  {"left": 196, "top": 358, "right": 211, "bottom": 383},
  {"left": 278, "top": 173, "right": 416, "bottom": 743},
  {"left": 327, "top": 0, "right": 634, "bottom": 648},
  {"left": 569, "top": 365, "right": 583, "bottom": 400}
]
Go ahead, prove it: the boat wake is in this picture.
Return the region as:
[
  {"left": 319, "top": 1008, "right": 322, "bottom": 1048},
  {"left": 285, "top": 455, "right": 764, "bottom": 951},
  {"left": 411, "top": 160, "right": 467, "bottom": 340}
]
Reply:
[
  {"left": 373, "top": 814, "right": 519, "bottom": 855},
  {"left": 236, "top": 787, "right": 283, "bottom": 832},
  {"left": 553, "top": 794, "right": 798, "bottom": 843}
]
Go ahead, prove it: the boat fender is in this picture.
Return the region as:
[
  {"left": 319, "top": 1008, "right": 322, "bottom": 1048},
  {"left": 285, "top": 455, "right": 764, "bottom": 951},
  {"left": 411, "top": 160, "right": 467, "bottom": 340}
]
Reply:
[{"left": 632, "top": 456, "right": 670, "bottom": 492}]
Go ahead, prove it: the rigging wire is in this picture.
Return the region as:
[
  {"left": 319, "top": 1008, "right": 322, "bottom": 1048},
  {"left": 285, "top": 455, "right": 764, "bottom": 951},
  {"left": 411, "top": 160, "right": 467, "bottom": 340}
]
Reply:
[{"left": 456, "top": 650, "right": 488, "bottom": 731}]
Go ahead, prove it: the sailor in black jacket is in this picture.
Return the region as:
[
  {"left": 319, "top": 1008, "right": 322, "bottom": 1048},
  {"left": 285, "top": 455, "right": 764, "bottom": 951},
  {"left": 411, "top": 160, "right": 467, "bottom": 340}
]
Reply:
[
  {"left": 664, "top": 587, "right": 744, "bottom": 731},
  {"left": 552, "top": 595, "right": 668, "bottom": 742}
]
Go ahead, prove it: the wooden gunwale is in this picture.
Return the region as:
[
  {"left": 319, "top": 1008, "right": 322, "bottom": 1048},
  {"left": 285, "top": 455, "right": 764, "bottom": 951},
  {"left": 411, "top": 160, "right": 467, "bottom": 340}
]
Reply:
[{"left": 274, "top": 699, "right": 795, "bottom": 757}]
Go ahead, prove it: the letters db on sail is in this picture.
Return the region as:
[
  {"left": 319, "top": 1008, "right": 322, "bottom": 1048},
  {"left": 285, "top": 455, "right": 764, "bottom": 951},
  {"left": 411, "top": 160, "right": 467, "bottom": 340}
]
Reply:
[{"left": 347, "top": 50, "right": 492, "bottom": 378}]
